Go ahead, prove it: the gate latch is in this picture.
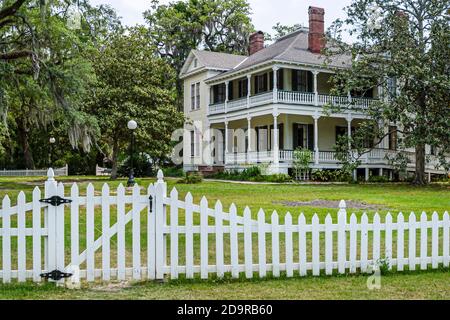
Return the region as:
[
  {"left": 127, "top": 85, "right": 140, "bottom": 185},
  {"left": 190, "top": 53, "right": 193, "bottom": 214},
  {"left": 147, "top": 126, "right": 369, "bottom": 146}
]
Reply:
[
  {"left": 40, "top": 270, "right": 73, "bottom": 281},
  {"left": 40, "top": 196, "right": 72, "bottom": 207}
]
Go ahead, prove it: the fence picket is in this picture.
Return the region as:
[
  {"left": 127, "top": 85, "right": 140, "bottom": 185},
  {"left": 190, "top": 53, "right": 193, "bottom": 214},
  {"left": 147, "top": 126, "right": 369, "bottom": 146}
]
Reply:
[
  {"left": 325, "top": 214, "right": 333, "bottom": 275},
  {"left": 349, "top": 214, "right": 357, "bottom": 274},
  {"left": 360, "top": 213, "right": 369, "bottom": 273},
  {"left": 86, "top": 183, "right": 95, "bottom": 282},
  {"left": 298, "top": 214, "right": 307, "bottom": 276},
  {"left": 285, "top": 213, "right": 293, "bottom": 277},
  {"left": 373, "top": 213, "right": 381, "bottom": 263},
  {"left": 337, "top": 201, "right": 347, "bottom": 274},
  {"left": 397, "top": 213, "right": 405, "bottom": 271},
  {"left": 230, "top": 204, "right": 239, "bottom": 278},
  {"left": 147, "top": 184, "right": 156, "bottom": 280},
  {"left": 385, "top": 213, "right": 393, "bottom": 270},
  {"left": 17, "top": 191, "right": 26, "bottom": 282},
  {"left": 215, "top": 201, "right": 224, "bottom": 278},
  {"left": 117, "top": 184, "right": 126, "bottom": 281},
  {"left": 257, "top": 209, "right": 266, "bottom": 278},
  {"left": 244, "top": 207, "right": 253, "bottom": 279},
  {"left": 46, "top": 179, "right": 57, "bottom": 277},
  {"left": 55, "top": 183, "right": 65, "bottom": 284},
  {"left": 443, "top": 212, "right": 449, "bottom": 268},
  {"left": 431, "top": 212, "right": 439, "bottom": 269},
  {"left": 408, "top": 213, "right": 417, "bottom": 271},
  {"left": 2, "top": 196, "right": 11, "bottom": 283},
  {"left": 271, "top": 211, "right": 280, "bottom": 277},
  {"left": 132, "top": 184, "right": 141, "bottom": 280},
  {"left": 32, "top": 187, "right": 42, "bottom": 282},
  {"left": 70, "top": 183, "right": 79, "bottom": 271},
  {"left": 170, "top": 188, "right": 179, "bottom": 279},
  {"left": 312, "top": 214, "right": 320, "bottom": 276},
  {"left": 102, "top": 184, "right": 111, "bottom": 281},
  {"left": 419, "top": 212, "right": 428, "bottom": 270},
  {"left": 185, "top": 193, "right": 194, "bottom": 279},
  {"left": 200, "top": 197, "right": 209, "bottom": 279}
]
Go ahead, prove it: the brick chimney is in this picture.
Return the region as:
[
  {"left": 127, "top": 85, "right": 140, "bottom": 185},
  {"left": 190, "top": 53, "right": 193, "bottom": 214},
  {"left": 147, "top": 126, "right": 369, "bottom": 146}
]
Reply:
[
  {"left": 249, "top": 31, "right": 264, "bottom": 55},
  {"left": 308, "top": 6, "right": 325, "bottom": 54}
]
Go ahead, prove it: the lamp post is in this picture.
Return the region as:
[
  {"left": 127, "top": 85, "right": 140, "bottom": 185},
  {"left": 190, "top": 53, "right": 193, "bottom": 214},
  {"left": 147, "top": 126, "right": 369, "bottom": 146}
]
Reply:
[
  {"left": 127, "top": 120, "right": 138, "bottom": 187},
  {"left": 49, "top": 137, "right": 56, "bottom": 168}
]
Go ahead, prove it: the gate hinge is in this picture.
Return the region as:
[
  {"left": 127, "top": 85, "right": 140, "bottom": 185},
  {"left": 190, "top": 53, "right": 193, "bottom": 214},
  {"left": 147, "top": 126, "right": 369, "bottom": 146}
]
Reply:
[
  {"left": 40, "top": 196, "right": 72, "bottom": 207},
  {"left": 40, "top": 270, "right": 73, "bottom": 281}
]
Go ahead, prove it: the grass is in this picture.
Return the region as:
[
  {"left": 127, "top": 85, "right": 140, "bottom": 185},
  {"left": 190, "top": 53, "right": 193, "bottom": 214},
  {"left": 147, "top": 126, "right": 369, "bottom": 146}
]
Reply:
[{"left": 0, "top": 175, "right": 449, "bottom": 300}]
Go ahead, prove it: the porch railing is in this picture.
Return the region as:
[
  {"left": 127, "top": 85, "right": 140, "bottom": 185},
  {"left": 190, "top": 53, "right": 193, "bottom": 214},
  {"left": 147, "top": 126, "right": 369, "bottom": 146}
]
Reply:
[{"left": 209, "top": 90, "right": 377, "bottom": 115}]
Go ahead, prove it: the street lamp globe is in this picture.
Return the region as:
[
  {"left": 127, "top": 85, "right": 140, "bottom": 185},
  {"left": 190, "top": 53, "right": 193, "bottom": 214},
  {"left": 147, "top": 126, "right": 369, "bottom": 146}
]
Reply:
[
  {"left": 49, "top": 137, "right": 56, "bottom": 144},
  {"left": 127, "top": 120, "right": 138, "bottom": 131}
]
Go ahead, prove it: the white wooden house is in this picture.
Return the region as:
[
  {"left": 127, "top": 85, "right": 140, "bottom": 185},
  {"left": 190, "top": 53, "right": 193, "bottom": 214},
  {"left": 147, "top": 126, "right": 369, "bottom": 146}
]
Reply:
[{"left": 180, "top": 6, "right": 448, "bottom": 180}]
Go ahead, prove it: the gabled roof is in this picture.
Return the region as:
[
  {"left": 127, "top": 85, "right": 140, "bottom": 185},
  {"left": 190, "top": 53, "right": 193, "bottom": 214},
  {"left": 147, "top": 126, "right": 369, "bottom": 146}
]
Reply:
[
  {"left": 179, "top": 50, "right": 247, "bottom": 78},
  {"left": 206, "top": 29, "right": 352, "bottom": 83}
]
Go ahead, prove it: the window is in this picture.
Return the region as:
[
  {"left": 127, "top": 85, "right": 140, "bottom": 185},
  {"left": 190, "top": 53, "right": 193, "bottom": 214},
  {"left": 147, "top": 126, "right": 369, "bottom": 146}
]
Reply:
[
  {"left": 191, "top": 83, "right": 200, "bottom": 110},
  {"left": 388, "top": 77, "right": 397, "bottom": 97},
  {"left": 238, "top": 79, "right": 248, "bottom": 98},
  {"left": 389, "top": 126, "right": 397, "bottom": 151},
  {"left": 190, "top": 131, "right": 195, "bottom": 157},
  {"left": 213, "top": 84, "right": 226, "bottom": 104},
  {"left": 292, "top": 70, "right": 313, "bottom": 92},
  {"left": 193, "top": 58, "right": 198, "bottom": 68},
  {"left": 254, "top": 73, "right": 268, "bottom": 94}
]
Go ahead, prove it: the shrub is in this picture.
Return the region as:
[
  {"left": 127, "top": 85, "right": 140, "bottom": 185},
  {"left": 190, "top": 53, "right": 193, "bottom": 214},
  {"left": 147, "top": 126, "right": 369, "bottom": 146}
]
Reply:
[
  {"left": 368, "top": 175, "right": 390, "bottom": 183},
  {"left": 162, "top": 166, "right": 185, "bottom": 177},
  {"left": 177, "top": 171, "right": 203, "bottom": 184},
  {"left": 311, "top": 169, "right": 352, "bottom": 183},
  {"left": 264, "top": 174, "right": 292, "bottom": 183}
]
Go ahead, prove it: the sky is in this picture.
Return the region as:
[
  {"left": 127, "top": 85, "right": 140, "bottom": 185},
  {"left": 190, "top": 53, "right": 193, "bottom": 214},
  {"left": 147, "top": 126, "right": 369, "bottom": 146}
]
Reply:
[{"left": 89, "top": 0, "right": 353, "bottom": 35}]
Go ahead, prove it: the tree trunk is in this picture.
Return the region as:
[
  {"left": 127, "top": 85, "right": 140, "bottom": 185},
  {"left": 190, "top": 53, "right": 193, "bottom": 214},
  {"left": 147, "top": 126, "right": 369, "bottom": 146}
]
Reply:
[
  {"left": 413, "top": 143, "right": 426, "bottom": 185},
  {"left": 110, "top": 138, "right": 119, "bottom": 180},
  {"left": 17, "top": 118, "right": 35, "bottom": 169}
]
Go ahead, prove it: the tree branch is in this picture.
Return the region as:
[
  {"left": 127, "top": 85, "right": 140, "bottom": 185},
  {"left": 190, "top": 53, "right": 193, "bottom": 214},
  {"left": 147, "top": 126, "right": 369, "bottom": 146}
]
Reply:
[{"left": 0, "top": 0, "right": 28, "bottom": 21}]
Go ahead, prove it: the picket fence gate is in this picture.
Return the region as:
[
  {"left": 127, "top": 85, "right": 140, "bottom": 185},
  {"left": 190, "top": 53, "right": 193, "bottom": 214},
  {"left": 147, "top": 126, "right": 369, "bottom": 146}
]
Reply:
[{"left": 0, "top": 169, "right": 449, "bottom": 284}]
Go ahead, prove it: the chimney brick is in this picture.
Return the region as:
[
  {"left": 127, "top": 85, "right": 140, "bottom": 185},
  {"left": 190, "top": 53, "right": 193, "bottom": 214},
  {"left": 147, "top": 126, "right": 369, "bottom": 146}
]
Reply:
[
  {"left": 249, "top": 31, "right": 264, "bottom": 55},
  {"left": 308, "top": 6, "right": 325, "bottom": 54}
]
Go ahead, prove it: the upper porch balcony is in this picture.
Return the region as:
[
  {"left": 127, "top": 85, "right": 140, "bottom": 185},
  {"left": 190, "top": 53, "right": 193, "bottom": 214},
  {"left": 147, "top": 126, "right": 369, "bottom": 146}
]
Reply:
[{"left": 207, "top": 66, "right": 378, "bottom": 116}]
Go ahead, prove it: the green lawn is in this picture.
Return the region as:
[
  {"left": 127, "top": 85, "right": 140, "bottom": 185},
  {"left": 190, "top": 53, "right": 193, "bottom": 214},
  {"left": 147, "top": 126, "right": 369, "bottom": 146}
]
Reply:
[{"left": 0, "top": 176, "right": 449, "bottom": 300}]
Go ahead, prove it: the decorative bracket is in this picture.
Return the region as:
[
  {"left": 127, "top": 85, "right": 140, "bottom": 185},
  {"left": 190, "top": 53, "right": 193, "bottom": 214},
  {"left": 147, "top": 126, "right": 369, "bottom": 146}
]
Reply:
[
  {"left": 40, "top": 270, "right": 73, "bottom": 281},
  {"left": 40, "top": 196, "right": 72, "bottom": 207}
]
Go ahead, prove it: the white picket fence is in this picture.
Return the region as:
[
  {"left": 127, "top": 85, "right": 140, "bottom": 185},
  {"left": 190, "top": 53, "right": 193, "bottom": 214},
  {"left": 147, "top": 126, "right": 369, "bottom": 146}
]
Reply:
[
  {"left": 0, "top": 165, "right": 68, "bottom": 177},
  {"left": 0, "top": 169, "right": 449, "bottom": 284}
]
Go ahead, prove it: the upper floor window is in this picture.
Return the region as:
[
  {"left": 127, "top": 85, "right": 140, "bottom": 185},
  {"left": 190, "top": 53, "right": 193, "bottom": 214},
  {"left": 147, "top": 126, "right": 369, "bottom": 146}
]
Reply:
[
  {"left": 387, "top": 77, "right": 397, "bottom": 97},
  {"left": 212, "top": 84, "right": 226, "bottom": 104},
  {"left": 191, "top": 82, "right": 200, "bottom": 110},
  {"left": 254, "top": 73, "right": 268, "bottom": 94},
  {"left": 193, "top": 58, "right": 198, "bottom": 68},
  {"left": 292, "top": 70, "right": 313, "bottom": 93},
  {"left": 238, "top": 79, "right": 248, "bottom": 98},
  {"left": 270, "top": 69, "right": 284, "bottom": 90}
]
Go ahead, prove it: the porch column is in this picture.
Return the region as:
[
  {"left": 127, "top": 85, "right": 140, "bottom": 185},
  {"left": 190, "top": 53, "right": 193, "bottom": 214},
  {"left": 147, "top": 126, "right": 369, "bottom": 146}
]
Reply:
[
  {"left": 273, "top": 113, "right": 279, "bottom": 165},
  {"left": 273, "top": 66, "right": 279, "bottom": 103},
  {"left": 379, "top": 168, "right": 384, "bottom": 177},
  {"left": 224, "top": 121, "right": 229, "bottom": 165},
  {"left": 247, "top": 117, "right": 252, "bottom": 152},
  {"left": 365, "top": 167, "right": 370, "bottom": 181},
  {"left": 247, "top": 75, "right": 252, "bottom": 108},
  {"left": 313, "top": 114, "right": 320, "bottom": 165},
  {"left": 346, "top": 114, "right": 353, "bottom": 151},
  {"left": 225, "top": 81, "right": 229, "bottom": 113},
  {"left": 313, "top": 71, "right": 319, "bottom": 106}
]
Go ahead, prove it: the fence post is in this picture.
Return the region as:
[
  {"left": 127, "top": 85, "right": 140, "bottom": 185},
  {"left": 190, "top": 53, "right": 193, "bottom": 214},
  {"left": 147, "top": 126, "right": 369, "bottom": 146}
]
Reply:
[
  {"left": 44, "top": 168, "right": 58, "bottom": 277},
  {"left": 155, "top": 169, "right": 167, "bottom": 280},
  {"left": 338, "top": 200, "right": 347, "bottom": 274}
]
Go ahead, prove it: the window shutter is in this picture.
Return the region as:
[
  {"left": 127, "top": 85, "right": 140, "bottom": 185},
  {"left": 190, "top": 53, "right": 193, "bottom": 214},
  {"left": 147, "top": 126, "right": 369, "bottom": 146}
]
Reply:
[
  {"left": 269, "top": 71, "right": 274, "bottom": 90},
  {"left": 278, "top": 124, "right": 284, "bottom": 150},
  {"left": 292, "top": 70, "right": 298, "bottom": 91},
  {"left": 278, "top": 69, "right": 284, "bottom": 90},
  {"left": 263, "top": 73, "right": 268, "bottom": 92},
  {"left": 308, "top": 124, "right": 314, "bottom": 151},
  {"left": 293, "top": 123, "right": 299, "bottom": 149},
  {"left": 228, "top": 83, "right": 233, "bottom": 100},
  {"left": 307, "top": 72, "right": 313, "bottom": 93}
]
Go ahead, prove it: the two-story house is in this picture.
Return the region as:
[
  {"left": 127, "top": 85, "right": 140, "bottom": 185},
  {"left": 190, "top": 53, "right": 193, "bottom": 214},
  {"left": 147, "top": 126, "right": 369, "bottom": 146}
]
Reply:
[{"left": 180, "top": 6, "right": 447, "bottom": 181}]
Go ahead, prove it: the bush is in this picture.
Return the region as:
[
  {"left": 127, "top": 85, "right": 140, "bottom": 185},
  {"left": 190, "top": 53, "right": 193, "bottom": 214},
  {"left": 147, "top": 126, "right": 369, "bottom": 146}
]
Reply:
[
  {"left": 118, "top": 153, "right": 154, "bottom": 178},
  {"left": 311, "top": 169, "right": 352, "bottom": 183},
  {"left": 210, "top": 166, "right": 292, "bottom": 183},
  {"left": 177, "top": 171, "right": 203, "bottom": 184},
  {"left": 162, "top": 166, "right": 184, "bottom": 177},
  {"left": 368, "top": 175, "right": 390, "bottom": 183},
  {"left": 264, "top": 174, "right": 292, "bottom": 183}
]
